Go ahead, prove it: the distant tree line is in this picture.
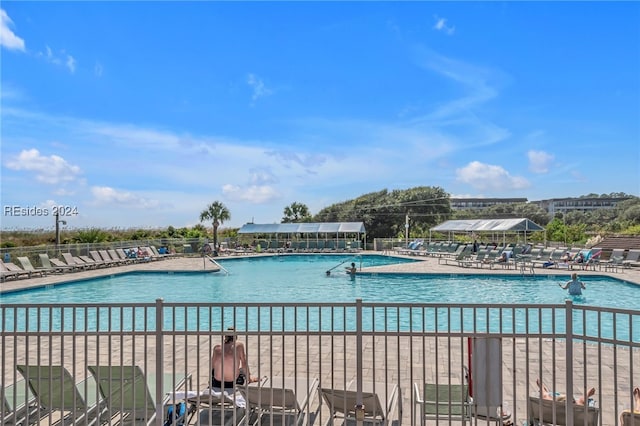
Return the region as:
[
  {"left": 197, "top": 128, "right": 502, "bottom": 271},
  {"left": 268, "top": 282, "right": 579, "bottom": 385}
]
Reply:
[{"left": 1, "top": 191, "right": 638, "bottom": 248}]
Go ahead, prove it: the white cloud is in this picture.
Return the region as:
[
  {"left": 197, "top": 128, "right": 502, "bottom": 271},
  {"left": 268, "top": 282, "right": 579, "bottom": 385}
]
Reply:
[
  {"left": 38, "top": 45, "right": 76, "bottom": 74},
  {"left": 222, "top": 184, "right": 281, "bottom": 204},
  {"left": 248, "top": 167, "right": 279, "bottom": 185},
  {"left": 94, "top": 62, "right": 103, "bottom": 77},
  {"left": 4, "top": 148, "right": 82, "bottom": 184},
  {"left": 66, "top": 54, "right": 76, "bottom": 73},
  {"left": 0, "top": 9, "right": 25, "bottom": 51},
  {"left": 527, "top": 150, "right": 554, "bottom": 173},
  {"left": 456, "top": 161, "right": 530, "bottom": 191},
  {"left": 90, "top": 186, "right": 160, "bottom": 208},
  {"left": 247, "top": 73, "right": 273, "bottom": 104},
  {"left": 433, "top": 15, "right": 455, "bottom": 35}
]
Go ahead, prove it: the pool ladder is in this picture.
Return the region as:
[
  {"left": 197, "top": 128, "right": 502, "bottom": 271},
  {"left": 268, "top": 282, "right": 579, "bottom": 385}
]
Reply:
[
  {"left": 326, "top": 255, "right": 362, "bottom": 275},
  {"left": 206, "top": 255, "right": 230, "bottom": 275}
]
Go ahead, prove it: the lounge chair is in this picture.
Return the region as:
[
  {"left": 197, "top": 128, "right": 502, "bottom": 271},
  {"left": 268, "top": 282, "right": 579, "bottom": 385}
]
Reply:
[
  {"left": 460, "top": 249, "right": 489, "bottom": 268},
  {"left": 16, "top": 256, "right": 49, "bottom": 277},
  {"left": 79, "top": 254, "right": 107, "bottom": 268},
  {"left": 50, "top": 256, "right": 81, "bottom": 272},
  {"left": 621, "top": 411, "right": 640, "bottom": 425},
  {"left": 107, "top": 249, "right": 128, "bottom": 264},
  {"left": 246, "top": 376, "right": 319, "bottom": 425},
  {"left": 320, "top": 380, "right": 401, "bottom": 425},
  {"left": 61, "top": 253, "right": 90, "bottom": 270},
  {"left": 622, "top": 249, "right": 640, "bottom": 268},
  {"left": 16, "top": 364, "right": 107, "bottom": 425},
  {"left": 0, "top": 260, "right": 33, "bottom": 279},
  {"left": 414, "top": 372, "right": 471, "bottom": 425},
  {"left": 167, "top": 381, "right": 267, "bottom": 426},
  {"left": 89, "top": 250, "right": 118, "bottom": 267},
  {"left": 115, "top": 248, "right": 137, "bottom": 263},
  {"left": 99, "top": 249, "right": 124, "bottom": 265},
  {"left": 601, "top": 249, "right": 625, "bottom": 272},
  {"left": 39, "top": 253, "right": 74, "bottom": 273},
  {"left": 0, "top": 261, "right": 21, "bottom": 282},
  {"left": 87, "top": 365, "right": 191, "bottom": 426},
  {"left": 2, "top": 378, "right": 40, "bottom": 425},
  {"left": 574, "top": 249, "right": 602, "bottom": 271},
  {"left": 527, "top": 395, "right": 599, "bottom": 425}
]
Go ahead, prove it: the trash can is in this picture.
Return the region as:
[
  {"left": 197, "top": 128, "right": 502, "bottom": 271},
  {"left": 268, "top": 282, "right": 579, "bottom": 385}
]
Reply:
[{"left": 3, "top": 253, "right": 10, "bottom": 263}]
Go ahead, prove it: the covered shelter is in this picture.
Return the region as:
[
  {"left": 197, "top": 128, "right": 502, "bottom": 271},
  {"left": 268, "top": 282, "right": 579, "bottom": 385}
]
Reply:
[
  {"left": 238, "top": 222, "right": 366, "bottom": 251},
  {"left": 429, "top": 218, "right": 545, "bottom": 245}
]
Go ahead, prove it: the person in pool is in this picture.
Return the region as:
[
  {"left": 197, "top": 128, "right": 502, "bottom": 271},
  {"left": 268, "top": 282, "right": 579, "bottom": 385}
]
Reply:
[
  {"left": 346, "top": 262, "right": 357, "bottom": 275},
  {"left": 210, "top": 327, "right": 259, "bottom": 389},
  {"left": 559, "top": 272, "right": 586, "bottom": 295}
]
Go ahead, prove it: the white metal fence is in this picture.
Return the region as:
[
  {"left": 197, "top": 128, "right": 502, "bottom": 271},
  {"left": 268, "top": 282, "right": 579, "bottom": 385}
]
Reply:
[{"left": 1, "top": 300, "right": 638, "bottom": 425}]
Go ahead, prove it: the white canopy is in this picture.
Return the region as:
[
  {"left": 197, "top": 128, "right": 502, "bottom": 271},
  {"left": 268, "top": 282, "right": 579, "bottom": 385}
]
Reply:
[
  {"left": 429, "top": 218, "right": 545, "bottom": 244},
  {"left": 430, "top": 218, "right": 544, "bottom": 232},
  {"left": 238, "top": 222, "right": 366, "bottom": 234}
]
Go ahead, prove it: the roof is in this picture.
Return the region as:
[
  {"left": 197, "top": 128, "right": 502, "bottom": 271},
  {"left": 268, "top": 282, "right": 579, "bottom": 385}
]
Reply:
[
  {"left": 430, "top": 218, "right": 545, "bottom": 232},
  {"left": 238, "top": 222, "right": 366, "bottom": 234}
]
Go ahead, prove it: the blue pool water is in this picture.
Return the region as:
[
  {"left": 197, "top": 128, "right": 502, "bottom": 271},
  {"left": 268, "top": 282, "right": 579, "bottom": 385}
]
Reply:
[{"left": 1, "top": 254, "right": 638, "bottom": 340}]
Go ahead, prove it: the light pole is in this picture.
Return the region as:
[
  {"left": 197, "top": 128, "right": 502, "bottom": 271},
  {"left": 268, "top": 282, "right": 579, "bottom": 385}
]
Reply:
[
  {"left": 405, "top": 213, "right": 410, "bottom": 248},
  {"left": 55, "top": 212, "right": 67, "bottom": 254}
]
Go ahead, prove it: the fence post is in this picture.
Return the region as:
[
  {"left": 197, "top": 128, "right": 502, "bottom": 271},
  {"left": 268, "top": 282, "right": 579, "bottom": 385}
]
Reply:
[
  {"left": 355, "top": 298, "right": 365, "bottom": 425},
  {"left": 155, "top": 298, "right": 164, "bottom": 426},
  {"left": 565, "top": 300, "right": 574, "bottom": 426}
]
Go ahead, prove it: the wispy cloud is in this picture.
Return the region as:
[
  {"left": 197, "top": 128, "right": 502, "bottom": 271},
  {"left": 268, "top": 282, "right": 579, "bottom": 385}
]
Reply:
[
  {"left": 66, "top": 54, "right": 76, "bottom": 73},
  {"left": 247, "top": 73, "right": 273, "bottom": 105},
  {"left": 456, "top": 161, "right": 530, "bottom": 191},
  {"left": 94, "top": 62, "right": 103, "bottom": 77},
  {"left": 413, "top": 48, "right": 500, "bottom": 121},
  {"left": 527, "top": 150, "right": 554, "bottom": 173},
  {"left": 0, "top": 9, "right": 25, "bottom": 51},
  {"left": 433, "top": 15, "right": 455, "bottom": 35},
  {"left": 90, "top": 186, "right": 160, "bottom": 208},
  {"left": 38, "top": 45, "right": 77, "bottom": 73},
  {"left": 4, "top": 148, "right": 82, "bottom": 184}
]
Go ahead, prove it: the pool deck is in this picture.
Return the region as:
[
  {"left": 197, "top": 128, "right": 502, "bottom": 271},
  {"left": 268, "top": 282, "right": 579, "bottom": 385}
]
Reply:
[
  {"left": 1, "top": 250, "right": 639, "bottom": 294},
  {"left": 1, "top": 251, "right": 639, "bottom": 425}
]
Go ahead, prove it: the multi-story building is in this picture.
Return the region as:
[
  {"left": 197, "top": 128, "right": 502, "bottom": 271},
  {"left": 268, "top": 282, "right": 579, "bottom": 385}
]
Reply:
[
  {"left": 532, "top": 196, "right": 632, "bottom": 216},
  {"left": 450, "top": 197, "right": 527, "bottom": 210}
]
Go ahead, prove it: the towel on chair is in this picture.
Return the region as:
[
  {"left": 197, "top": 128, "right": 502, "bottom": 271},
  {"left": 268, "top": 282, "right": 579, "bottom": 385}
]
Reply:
[{"left": 166, "top": 388, "right": 247, "bottom": 408}]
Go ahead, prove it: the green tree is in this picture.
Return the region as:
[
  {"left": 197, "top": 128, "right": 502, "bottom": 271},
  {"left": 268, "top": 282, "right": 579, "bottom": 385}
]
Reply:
[
  {"left": 282, "top": 202, "right": 312, "bottom": 223},
  {"left": 313, "top": 186, "right": 451, "bottom": 239},
  {"left": 199, "top": 201, "right": 231, "bottom": 251}
]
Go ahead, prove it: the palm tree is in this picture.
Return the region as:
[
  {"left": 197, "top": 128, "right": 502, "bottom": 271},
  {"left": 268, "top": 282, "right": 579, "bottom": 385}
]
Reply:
[{"left": 199, "top": 201, "right": 231, "bottom": 254}]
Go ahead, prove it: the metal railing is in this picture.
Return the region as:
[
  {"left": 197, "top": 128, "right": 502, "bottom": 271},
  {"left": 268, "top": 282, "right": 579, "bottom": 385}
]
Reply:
[{"left": 1, "top": 300, "right": 638, "bottom": 425}]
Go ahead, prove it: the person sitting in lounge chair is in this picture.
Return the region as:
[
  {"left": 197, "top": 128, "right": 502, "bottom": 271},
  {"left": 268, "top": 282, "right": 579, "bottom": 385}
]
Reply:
[
  {"left": 536, "top": 378, "right": 595, "bottom": 405},
  {"left": 211, "top": 327, "right": 259, "bottom": 390},
  {"left": 620, "top": 386, "right": 640, "bottom": 425}
]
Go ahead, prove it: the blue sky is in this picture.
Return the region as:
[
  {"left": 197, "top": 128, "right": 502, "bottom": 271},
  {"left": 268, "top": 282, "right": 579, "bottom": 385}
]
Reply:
[{"left": 1, "top": 2, "right": 639, "bottom": 231}]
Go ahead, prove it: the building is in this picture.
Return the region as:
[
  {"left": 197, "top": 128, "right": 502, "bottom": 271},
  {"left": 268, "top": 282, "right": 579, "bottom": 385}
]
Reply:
[
  {"left": 450, "top": 198, "right": 528, "bottom": 210},
  {"left": 532, "top": 196, "right": 632, "bottom": 216}
]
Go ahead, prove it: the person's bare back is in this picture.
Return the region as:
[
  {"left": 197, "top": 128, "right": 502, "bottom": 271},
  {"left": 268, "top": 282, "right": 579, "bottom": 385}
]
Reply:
[{"left": 210, "top": 330, "right": 258, "bottom": 388}]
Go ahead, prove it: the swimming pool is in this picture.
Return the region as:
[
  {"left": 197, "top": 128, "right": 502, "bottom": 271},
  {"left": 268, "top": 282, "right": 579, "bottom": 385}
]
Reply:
[{"left": 1, "top": 254, "right": 638, "bottom": 339}]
